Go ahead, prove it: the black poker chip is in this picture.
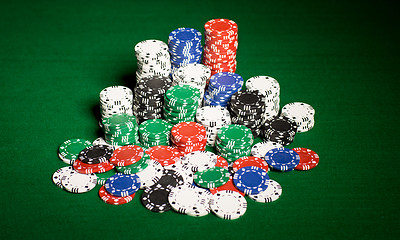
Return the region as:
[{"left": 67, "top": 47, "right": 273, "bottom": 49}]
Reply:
[
  {"left": 262, "top": 116, "right": 297, "bottom": 146},
  {"left": 141, "top": 184, "right": 172, "bottom": 213},
  {"left": 156, "top": 169, "right": 185, "bottom": 188},
  {"left": 78, "top": 145, "right": 114, "bottom": 164}
]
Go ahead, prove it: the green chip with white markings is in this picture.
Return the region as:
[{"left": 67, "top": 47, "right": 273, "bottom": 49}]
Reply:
[
  {"left": 193, "top": 167, "right": 230, "bottom": 189},
  {"left": 58, "top": 138, "right": 92, "bottom": 164}
]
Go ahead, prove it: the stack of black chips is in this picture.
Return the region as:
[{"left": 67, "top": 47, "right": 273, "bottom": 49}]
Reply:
[
  {"left": 228, "top": 90, "right": 266, "bottom": 138},
  {"left": 261, "top": 115, "right": 297, "bottom": 146},
  {"left": 133, "top": 76, "right": 172, "bottom": 124}
]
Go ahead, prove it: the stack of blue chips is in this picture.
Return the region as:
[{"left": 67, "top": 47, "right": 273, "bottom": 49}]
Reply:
[
  {"left": 168, "top": 28, "right": 203, "bottom": 71},
  {"left": 203, "top": 72, "right": 244, "bottom": 107}
]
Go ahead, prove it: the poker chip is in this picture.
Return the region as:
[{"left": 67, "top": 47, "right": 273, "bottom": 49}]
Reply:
[
  {"left": 292, "top": 148, "right": 319, "bottom": 170},
  {"left": 52, "top": 166, "right": 75, "bottom": 189},
  {"left": 281, "top": 102, "right": 315, "bottom": 133},
  {"left": 99, "top": 86, "right": 134, "bottom": 119},
  {"left": 115, "top": 154, "right": 151, "bottom": 174},
  {"left": 245, "top": 76, "right": 280, "bottom": 120},
  {"left": 60, "top": 170, "right": 98, "bottom": 194},
  {"left": 109, "top": 145, "right": 144, "bottom": 166},
  {"left": 209, "top": 177, "right": 245, "bottom": 196},
  {"left": 209, "top": 190, "right": 247, "bottom": 220},
  {"left": 261, "top": 116, "right": 297, "bottom": 146},
  {"left": 203, "top": 72, "right": 243, "bottom": 107},
  {"left": 139, "top": 119, "right": 173, "bottom": 148},
  {"left": 215, "top": 156, "right": 229, "bottom": 169},
  {"left": 95, "top": 169, "right": 117, "bottom": 185},
  {"left": 101, "top": 113, "right": 140, "bottom": 146},
  {"left": 233, "top": 166, "right": 270, "bottom": 195},
  {"left": 146, "top": 145, "right": 180, "bottom": 166},
  {"left": 58, "top": 139, "right": 92, "bottom": 165},
  {"left": 228, "top": 90, "right": 266, "bottom": 138},
  {"left": 156, "top": 169, "right": 185, "bottom": 188},
  {"left": 168, "top": 28, "right": 203, "bottom": 70},
  {"left": 195, "top": 106, "right": 231, "bottom": 147},
  {"left": 170, "top": 122, "right": 207, "bottom": 154},
  {"left": 248, "top": 179, "right": 282, "bottom": 203},
  {"left": 164, "top": 162, "right": 194, "bottom": 184},
  {"left": 99, "top": 185, "right": 136, "bottom": 205},
  {"left": 78, "top": 144, "right": 114, "bottom": 164},
  {"left": 203, "top": 19, "right": 238, "bottom": 75},
  {"left": 92, "top": 137, "right": 120, "bottom": 150},
  {"left": 104, "top": 173, "right": 141, "bottom": 197},
  {"left": 168, "top": 184, "right": 211, "bottom": 217},
  {"left": 180, "top": 151, "right": 218, "bottom": 172},
  {"left": 73, "top": 158, "right": 115, "bottom": 174},
  {"left": 232, "top": 156, "right": 269, "bottom": 173},
  {"left": 135, "top": 40, "right": 171, "bottom": 83},
  {"left": 135, "top": 159, "right": 164, "bottom": 189},
  {"left": 215, "top": 124, "right": 254, "bottom": 162},
  {"left": 251, "top": 141, "right": 283, "bottom": 159},
  {"left": 193, "top": 167, "right": 230, "bottom": 189},
  {"left": 264, "top": 147, "right": 300, "bottom": 172},
  {"left": 141, "top": 183, "right": 172, "bottom": 213}
]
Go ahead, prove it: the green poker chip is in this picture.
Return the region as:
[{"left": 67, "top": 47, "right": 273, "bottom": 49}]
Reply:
[
  {"left": 164, "top": 85, "right": 200, "bottom": 105},
  {"left": 115, "top": 154, "right": 151, "bottom": 174},
  {"left": 58, "top": 138, "right": 92, "bottom": 164},
  {"left": 217, "top": 124, "right": 254, "bottom": 147},
  {"left": 193, "top": 167, "right": 230, "bottom": 189},
  {"left": 139, "top": 119, "right": 172, "bottom": 140}
]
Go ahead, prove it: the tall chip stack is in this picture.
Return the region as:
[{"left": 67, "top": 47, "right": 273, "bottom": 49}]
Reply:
[
  {"left": 134, "top": 40, "right": 171, "bottom": 83},
  {"left": 245, "top": 76, "right": 280, "bottom": 122},
  {"left": 203, "top": 19, "right": 238, "bottom": 76},
  {"left": 168, "top": 28, "right": 203, "bottom": 73},
  {"left": 99, "top": 86, "right": 134, "bottom": 119}
]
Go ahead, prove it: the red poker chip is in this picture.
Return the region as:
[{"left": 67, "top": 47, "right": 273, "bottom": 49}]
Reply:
[
  {"left": 203, "top": 60, "right": 237, "bottom": 68},
  {"left": 171, "top": 137, "right": 207, "bottom": 146},
  {"left": 109, "top": 145, "right": 144, "bottom": 166},
  {"left": 145, "top": 145, "right": 180, "bottom": 166},
  {"left": 232, "top": 156, "right": 269, "bottom": 173},
  {"left": 292, "top": 148, "right": 319, "bottom": 170},
  {"left": 99, "top": 185, "right": 135, "bottom": 205},
  {"left": 215, "top": 156, "right": 229, "bottom": 169},
  {"left": 171, "top": 122, "right": 206, "bottom": 143},
  {"left": 209, "top": 177, "right": 244, "bottom": 196},
  {"left": 73, "top": 159, "right": 114, "bottom": 174},
  {"left": 205, "top": 44, "right": 238, "bottom": 52},
  {"left": 204, "top": 19, "right": 238, "bottom": 36}
]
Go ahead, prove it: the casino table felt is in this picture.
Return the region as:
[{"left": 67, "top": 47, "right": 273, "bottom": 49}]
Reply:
[{"left": 0, "top": 0, "right": 399, "bottom": 239}]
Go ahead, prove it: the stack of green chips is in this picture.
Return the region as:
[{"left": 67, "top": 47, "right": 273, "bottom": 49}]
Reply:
[
  {"left": 115, "top": 153, "right": 151, "bottom": 174},
  {"left": 163, "top": 85, "right": 201, "bottom": 125},
  {"left": 215, "top": 124, "right": 254, "bottom": 162},
  {"left": 101, "top": 113, "right": 140, "bottom": 146},
  {"left": 139, "top": 119, "right": 173, "bottom": 149}
]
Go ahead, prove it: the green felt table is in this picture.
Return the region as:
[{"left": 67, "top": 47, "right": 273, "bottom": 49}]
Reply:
[{"left": 1, "top": 0, "right": 399, "bottom": 239}]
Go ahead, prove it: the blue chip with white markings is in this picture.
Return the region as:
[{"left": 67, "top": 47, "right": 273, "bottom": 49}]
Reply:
[
  {"left": 233, "top": 166, "right": 269, "bottom": 195},
  {"left": 264, "top": 147, "right": 300, "bottom": 172},
  {"left": 104, "top": 173, "right": 141, "bottom": 197}
]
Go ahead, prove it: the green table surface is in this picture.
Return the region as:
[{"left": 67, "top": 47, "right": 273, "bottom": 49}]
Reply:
[{"left": 1, "top": 0, "right": 399, "bottom": 239}]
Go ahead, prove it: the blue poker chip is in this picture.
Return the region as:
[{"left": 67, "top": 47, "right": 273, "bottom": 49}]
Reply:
[
  {"left": 104, "top": 173, "right": 141, "bottom": 197},
  {"left": 168, "top": 28, "right": 202, "bottom": 43},
  {"left": 233, "top": 166, "right": 270, "bottom": 195},
  {"left": 203, "top": 93, "right": 229, "bottom": 107},
  {"left": 209, "top": 72, "right": 244, "bottom": 91},
  {"left": 264, "top": 147, "right": 300, "bottom": 172}
]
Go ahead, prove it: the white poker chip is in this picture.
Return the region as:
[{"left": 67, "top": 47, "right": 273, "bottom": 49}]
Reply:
[
  {"left": 60, "top": 170, "right": 98, "bottom": 193},
  {"left": 281, "top": 102, "right": 315, "bottom": 132},
  {"left": 168, "top": 184, "right": 211, "bottom": 217},
  {"left": 248, "top": 179, "right": 282, "bottom": 203},
  {"left": 180, "top": 151, "right": 218, "bottom": 172},
  {"left": 136, "top": 160, "right": 164, "bottom": 189},
  {"left": 251, "top": 141, "right": 283, "bottom": 159},
  {"left": 209, "top": 190, "right": 247, "bottom": 220},
  {"left": 245, "top": 76, "right": 280, "bottom": 97},
  {"left": 52, "top": 166, "right": 75, "bottom": 189},
  {"left": 196, "top": 106, "right": 231, "bottom": 127}
]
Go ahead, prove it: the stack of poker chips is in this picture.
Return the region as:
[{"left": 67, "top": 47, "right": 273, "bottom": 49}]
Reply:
[
  {"left": 280, "top": 102, "right": 315, "bottom": 133},
  {"left": 138, "top": 119, "right": 173, "bottom": 149},
  {"left": 245, "top": 76, "right": 280, "bottom": 121},
  {"left": 203, "top": 72, "right": 243, "bottom": 107},
  {"left": 133, "top": 76, "right": 172, "bottom": 124},
  {"left": 101, "top": 113, "right": 140, "bottom": 146},
  {"left": 99, "top": 86, "right": 134, "bottom": 119},
  {"left": 135, "top": 40, "right": 171, "bottom": 82},
  {"left": 203, "top": 19, "right": 238, "bottom": 75},
  {"left": 228, "top": 90, "right": 266, "bottom": 138},
  {"left": 168, "top": 28, "right": 203, "bottom": 71},
  {"left": 171, "top": 63, "right": 211, "bottom": 106},
  {"left": 215, "top": 124, "right": 254, "bottom": 162},
  {"left": 195, "top": 106, "right": 231, "bottom": 147},
  {"left": 163, "top": 85, "right": 201, "bottom": 125},
  {"left": 261, "top": 116, "right": 297, "bottom": 146},
  {"left": 170, "top": 122, "right": 207, "bottom": 155},
  {"left": 73, "top": 145, "right": 115, "bottom": 174}
]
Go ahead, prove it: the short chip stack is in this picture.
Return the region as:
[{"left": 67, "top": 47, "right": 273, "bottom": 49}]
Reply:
[
  {"left": 261, "top": 116, "right": 297, "bottom": 146},
  {"left": 203, "top": 72, "right": 243, "bottom": 107},
  {"left": 99, "top": 86, "right": 134, "bottom": 119},
  {"left": 163, "top": 85, "right": 201, "bottom": 125},
  {"left": 133, "top": 76, "right": 172, "bottom": 124},
  {"left": 171, "top": 63, "right": 211, "bottom": 106},
  {"left": 138, "top": 119, "right": 173, "bottom": 149},
  {"left": 281, "top": 102, "right": 315, "bottom": 133},
  {"left": 170, "top": 122, "right": 207, "bottom": 155},
  {"left": 135, "top": 40, "right": 171, "bottom": 82},
  {"left": 195, "top": 106, "right": 231, "bottom": 146},
  {"left": 245, "top": 76, "right": 280, "bottom": 121},
  {"left": 168, "top": 28, "right": 203, "bottom": 72},
  {"left": 228, "top": 90, "right": 266, "bottom": 138},
  {"left": 215, "top": 124, "right": 254, "bottom": 162},
  {"left": 73, "top": 145, "right": 115, "bottom": 174},
  {"left": 203, "top": 19, "right": 238, "bottom": 76},
  {"left": 101, "top": 113, "right": 140, "bottom": 146}
]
